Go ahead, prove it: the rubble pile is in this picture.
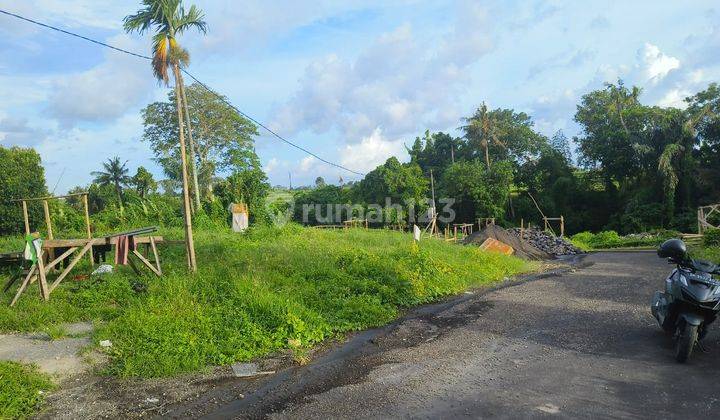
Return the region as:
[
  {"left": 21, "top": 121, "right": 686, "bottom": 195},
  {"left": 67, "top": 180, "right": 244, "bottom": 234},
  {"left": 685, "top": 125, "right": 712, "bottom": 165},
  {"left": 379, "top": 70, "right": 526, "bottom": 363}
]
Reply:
[
  {"left": 508, "top": 228, "right": 584, "bottom": 256},
  {"left": 463, "top": 225, "right": 551, "bottom": 260}
]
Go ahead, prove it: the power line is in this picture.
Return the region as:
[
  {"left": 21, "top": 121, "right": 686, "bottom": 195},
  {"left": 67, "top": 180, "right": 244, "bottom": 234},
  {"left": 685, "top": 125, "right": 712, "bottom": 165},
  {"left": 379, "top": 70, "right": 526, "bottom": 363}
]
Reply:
[
  {"left": 0, "top": 8, "right": 365, "bottom": 177},
  {"left": 180, "top": 70, "right": 365, "bottom": 176}
]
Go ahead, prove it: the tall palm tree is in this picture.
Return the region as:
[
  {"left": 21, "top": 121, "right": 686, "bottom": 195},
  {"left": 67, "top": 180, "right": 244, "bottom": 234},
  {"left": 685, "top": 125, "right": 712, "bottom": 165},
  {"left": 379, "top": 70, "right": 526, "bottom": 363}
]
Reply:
[
  {"left": 124, "top": 0, "right": 207, "bottom": 272},
  {"left": 92, "top": 157, "right": 131, "bottom": 210},
  {"left": 462, "top": 102, "right": 505, "bottom": 169}
]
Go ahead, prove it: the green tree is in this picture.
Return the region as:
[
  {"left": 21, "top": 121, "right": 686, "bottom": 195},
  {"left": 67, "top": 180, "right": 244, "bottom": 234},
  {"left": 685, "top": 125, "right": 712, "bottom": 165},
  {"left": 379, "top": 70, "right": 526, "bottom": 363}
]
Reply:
[
  {"left": 125, "top": 0, "right": 208, "bottom": 271},
  {"left": 140, "top": 83, "right": 258, "bottom": 201},
  {"left": 462, "top": 103, "right": 545, "bottom": 168},
  {"left": 441, "top": 160, "right": 513, "bottom": 223},
  {"left": 0, "top": 146, "right": 47, "bottom": 235},
  {"left": 407, "top": 130, "right": 461, "bottom": 178},
  {"left": 131, "top": 166, "right": 158, "bottom": 198},
  {"left": 686, "top": 83, "right": 720, "bottom": 203},
  {"left": 550, "top": 130, "right": 572, "bottom": 163},
  {"left": 315, "top": 176, "right": 326, "bottom": 188},
  {"left": 92, "top": 157, "right": 131, "bottom": 210},
  {"left": 353, "top": 157, "right": 429, "bottom": 206},
  {"left": 212, "top": 151, "right": 270, "bottom": 225}
]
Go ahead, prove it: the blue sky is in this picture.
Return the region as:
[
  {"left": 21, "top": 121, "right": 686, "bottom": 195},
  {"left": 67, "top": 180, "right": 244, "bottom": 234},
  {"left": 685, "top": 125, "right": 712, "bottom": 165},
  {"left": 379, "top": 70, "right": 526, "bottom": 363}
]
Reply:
[{"left": 1, "top": 0, "right": 719, "bottom": 192}]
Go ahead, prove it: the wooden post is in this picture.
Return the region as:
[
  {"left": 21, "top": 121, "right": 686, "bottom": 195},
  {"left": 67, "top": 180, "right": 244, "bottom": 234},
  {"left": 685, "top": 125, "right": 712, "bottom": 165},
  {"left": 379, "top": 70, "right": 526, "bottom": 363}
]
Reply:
[
  {"left": 698, "top": 208, "right": 702, "bottom": 234},
  {"left": 82, "top": 194, "right": 94, "bottom": 266},
  {"left": 560, "top": 215, "right": 565, "bottom": 237},
  {"left": 22, "top": 200, "right": 30, "bottom": 235},
  {"left": 42, "top": 200, "right": 53, "bottom": 240},
  {"left": 42, "top": 199, "right": 54, "bottom": 266},
  {"left": 520, "top": 218, "right": 524, "bottom": 242},
  {"left": 543, "top": 217, "right": 548, "bottom": 232},
  {"left": 172, "top": 63, "right": 197, "bottom": 272}
]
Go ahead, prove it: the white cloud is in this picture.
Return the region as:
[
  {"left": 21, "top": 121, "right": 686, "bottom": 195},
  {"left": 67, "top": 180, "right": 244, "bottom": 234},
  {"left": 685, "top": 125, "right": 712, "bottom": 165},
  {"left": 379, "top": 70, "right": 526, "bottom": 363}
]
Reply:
[
  {"left": 270, "top": 1, "right": 494, "bottom": 145},
  {"left": 299, "top": 156, "right": 317, "bottom": 173},
  {"left": 0, "top": 117, "right": 50, "bottom": 146},
  {"left": 637, "top": 43, "right": 680, "bottom": 84},
  {"left": 339, "top": 127, "right": 407, "bottom": 174},
  {"left": 45, "top": 34, "right": 156, "bottom": 126},
  {"left": 264, "top": 157, "right": 280, "bottom": 173}
]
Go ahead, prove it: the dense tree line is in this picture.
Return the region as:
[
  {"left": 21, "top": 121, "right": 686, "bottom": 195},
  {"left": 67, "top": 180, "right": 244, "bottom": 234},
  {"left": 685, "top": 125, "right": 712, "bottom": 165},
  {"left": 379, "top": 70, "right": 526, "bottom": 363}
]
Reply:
[{"left": 296, "top": 81, "right": 720, "bottom": 234}]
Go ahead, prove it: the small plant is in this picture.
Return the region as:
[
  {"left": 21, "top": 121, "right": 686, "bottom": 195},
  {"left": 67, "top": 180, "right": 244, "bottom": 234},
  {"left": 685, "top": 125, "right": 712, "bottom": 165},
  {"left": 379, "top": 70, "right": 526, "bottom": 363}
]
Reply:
[{"left": 703, "top": 228, "right": 720, "bottom": 247}]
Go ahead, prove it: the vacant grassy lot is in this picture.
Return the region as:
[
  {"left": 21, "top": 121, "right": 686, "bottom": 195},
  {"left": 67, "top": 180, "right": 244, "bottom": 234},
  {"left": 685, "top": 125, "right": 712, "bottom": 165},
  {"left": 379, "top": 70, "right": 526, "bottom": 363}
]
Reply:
[
  {"left": 0, "top": 361, "right": 54, "bottom": 419},
  {"left": 1, "top": 226, "right": 532, "bottom": 378}
]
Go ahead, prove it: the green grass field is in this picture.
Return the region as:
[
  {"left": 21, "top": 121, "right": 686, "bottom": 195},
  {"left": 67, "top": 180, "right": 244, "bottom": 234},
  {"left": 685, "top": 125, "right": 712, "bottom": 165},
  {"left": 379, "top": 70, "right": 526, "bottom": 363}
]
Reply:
[
  {"left": 0, "top": 361, "right": 54, "bottom": 419},
  {"left": 1, "top": 225, "right": 532, "bottom": 379}
]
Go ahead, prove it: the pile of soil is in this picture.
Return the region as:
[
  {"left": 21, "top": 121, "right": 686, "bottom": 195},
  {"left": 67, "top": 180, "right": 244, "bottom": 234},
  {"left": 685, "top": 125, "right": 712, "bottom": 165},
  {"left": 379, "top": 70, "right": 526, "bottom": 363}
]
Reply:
[{"left": 463, "top": 225, "right": 551, "bottom": 260}]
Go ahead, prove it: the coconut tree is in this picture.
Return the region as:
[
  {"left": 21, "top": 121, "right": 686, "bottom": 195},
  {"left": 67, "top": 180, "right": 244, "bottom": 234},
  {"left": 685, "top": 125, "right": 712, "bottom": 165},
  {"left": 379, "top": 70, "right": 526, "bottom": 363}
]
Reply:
[
  {"left": 462, "top": 102, "right": 506, "bottom": 169},
  {"left": 92, "top": 157, "right": 131, "bottom": 211},
  {"left": 124, "top": 0, "right": 207, "bottom": 271}
]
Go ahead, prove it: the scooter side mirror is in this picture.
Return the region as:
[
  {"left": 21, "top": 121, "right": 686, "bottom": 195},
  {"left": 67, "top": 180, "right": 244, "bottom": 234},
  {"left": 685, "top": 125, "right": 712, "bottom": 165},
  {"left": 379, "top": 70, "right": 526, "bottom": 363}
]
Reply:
[{"left": 658, "top": 239, "right": 687, "bottom": 261}]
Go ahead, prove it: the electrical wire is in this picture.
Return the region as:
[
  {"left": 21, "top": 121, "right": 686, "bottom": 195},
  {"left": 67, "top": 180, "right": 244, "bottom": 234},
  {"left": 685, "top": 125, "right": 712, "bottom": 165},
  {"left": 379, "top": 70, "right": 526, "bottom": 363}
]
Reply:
[{"left": 0, "top": 8, "right": 365, "bottom": 176}]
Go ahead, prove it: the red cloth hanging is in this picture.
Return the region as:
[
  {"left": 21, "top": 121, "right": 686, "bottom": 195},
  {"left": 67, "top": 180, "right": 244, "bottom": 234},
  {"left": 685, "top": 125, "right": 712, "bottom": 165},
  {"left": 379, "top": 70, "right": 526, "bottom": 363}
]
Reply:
[{"left": 114, "top": 235, "right": 136, "bottom": 265}]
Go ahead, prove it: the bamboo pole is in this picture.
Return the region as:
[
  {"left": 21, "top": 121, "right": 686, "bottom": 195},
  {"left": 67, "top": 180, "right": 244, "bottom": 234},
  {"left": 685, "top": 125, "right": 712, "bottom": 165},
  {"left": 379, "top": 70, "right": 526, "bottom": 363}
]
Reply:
[
  {"left": 696, "top": 207, "right": 702, "bottom": 235},
  {"left": 22, "top": 200, "right": 30, "bottom": 236},
  {"left": 10, "top": 192, "right": 89, "bottom": 202},
  {"left": 177, "top": 70, "right": 201, "bottom": 210},
  {"left": 82, "top": 194, "right": 94, "bottom": 266},
  {"left": 42, "top": 200, "right": 53, "bottom": 240},
  {"left": 172, "top": 63, "right": 197, "bottom": 272}
]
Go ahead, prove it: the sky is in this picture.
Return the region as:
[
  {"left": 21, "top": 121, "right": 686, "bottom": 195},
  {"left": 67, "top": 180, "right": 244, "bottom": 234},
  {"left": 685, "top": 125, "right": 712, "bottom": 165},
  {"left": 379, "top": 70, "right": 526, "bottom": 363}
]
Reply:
[{"left": 1, "top": 0, "right": 719, "bottom": 193}]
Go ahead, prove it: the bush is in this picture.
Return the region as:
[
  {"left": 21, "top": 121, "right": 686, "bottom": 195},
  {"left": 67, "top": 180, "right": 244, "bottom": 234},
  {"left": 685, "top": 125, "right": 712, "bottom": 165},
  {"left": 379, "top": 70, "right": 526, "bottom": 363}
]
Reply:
[
  {"left": 590, "top": 230, "right": 622, "bottom": 248},
  {"left": 570, "top": 231, "right": 594, "bottom": 251},
  {"left": 704, "top": 229, "right": 720, "bottom": 247}
]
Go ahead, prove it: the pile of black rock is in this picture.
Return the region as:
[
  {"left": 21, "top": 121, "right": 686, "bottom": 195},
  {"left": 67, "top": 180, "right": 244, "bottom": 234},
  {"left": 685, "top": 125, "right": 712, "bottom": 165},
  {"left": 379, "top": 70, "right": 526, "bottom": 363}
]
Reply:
[{"left": 508, "top": 228, "right": 584, "bottom": 256}]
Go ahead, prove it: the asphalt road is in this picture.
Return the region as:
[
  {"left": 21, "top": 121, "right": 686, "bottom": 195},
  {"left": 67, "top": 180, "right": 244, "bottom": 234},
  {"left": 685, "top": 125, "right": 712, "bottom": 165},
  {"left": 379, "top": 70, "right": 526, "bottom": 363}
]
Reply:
[{"left": 180, "top": 252, "right": 720, "bottom": 419}]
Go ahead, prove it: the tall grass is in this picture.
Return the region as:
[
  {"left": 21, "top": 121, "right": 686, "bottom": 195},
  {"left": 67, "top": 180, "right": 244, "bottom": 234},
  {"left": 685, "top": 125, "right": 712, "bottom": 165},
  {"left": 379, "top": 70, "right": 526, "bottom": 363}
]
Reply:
[{"left": 1, "top": 225, "right": 532, "bottom": 378}]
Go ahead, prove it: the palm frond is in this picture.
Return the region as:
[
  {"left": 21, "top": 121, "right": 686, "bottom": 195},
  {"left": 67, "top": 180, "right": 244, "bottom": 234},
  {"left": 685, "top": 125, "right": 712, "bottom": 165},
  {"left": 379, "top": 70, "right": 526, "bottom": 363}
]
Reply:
[
  {"left": 175, "top": 5, "right": 208, "bottom": 35},
  {"left": 152, "top": 33, "right": 170, "bottom": 84}
]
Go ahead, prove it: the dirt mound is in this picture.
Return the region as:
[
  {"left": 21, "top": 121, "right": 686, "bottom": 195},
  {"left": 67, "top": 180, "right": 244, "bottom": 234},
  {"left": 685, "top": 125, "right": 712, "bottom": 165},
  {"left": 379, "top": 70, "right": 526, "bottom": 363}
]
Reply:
[{"left": 463, "top": 225, "right": 551, "bottom": 260}]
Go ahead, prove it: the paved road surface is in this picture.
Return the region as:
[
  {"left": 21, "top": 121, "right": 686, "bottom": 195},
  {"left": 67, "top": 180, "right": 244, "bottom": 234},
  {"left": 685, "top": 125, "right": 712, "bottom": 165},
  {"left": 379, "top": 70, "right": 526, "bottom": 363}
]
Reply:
[{"left": 177, "top": 252, "right": 720, "bottom": 419}]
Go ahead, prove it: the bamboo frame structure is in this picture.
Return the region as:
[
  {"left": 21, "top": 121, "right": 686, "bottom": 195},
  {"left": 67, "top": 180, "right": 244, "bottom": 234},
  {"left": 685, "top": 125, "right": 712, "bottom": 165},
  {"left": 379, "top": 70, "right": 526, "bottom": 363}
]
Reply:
[
  {"left": 543, "top": 216, "right": 565, "bottom": 237},
  {"left": 452, "top": 223, "right": 474, "bottom": 239},
  {"left": 7, "top": 235, "right": 164, "bottom": 307},
  {"left": 17, "top": 192, "right": 94, "bottom": 268},
  {"left": 478, "top": 218, "right": 496, "bottom": 229},
  {"left": 698, "top": 204, "right": 720, "bottom": 234}
]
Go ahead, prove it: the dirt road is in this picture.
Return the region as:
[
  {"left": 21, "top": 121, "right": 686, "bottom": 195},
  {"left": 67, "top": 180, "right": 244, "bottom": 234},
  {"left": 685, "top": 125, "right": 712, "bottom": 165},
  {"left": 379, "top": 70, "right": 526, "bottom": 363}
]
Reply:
[{"left": 170, "top": 252, "right": 720, "bottom": 419}]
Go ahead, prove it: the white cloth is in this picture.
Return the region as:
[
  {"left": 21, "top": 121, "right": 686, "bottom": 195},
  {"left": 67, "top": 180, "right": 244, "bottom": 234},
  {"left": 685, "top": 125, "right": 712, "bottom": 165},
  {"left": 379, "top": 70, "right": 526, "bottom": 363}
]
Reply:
[
  {"left": 413, "top": 225, "right": 421, "bottom": 242},
  {"left": 232, "top": 212, "right": 249, "bottom": 232}
]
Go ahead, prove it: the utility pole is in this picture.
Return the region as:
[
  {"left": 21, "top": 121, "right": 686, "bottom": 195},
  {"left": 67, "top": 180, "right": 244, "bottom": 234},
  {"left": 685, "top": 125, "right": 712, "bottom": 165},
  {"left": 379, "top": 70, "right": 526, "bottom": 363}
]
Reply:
[
  {"left": 451, "top": 143, "right": 455, "bottom": 164},
  {"left": 430, "top": 169, "right": 436, "bottom": 211},
  {"left": 288, "top": 172, "right": 293, "bottom": 190}
]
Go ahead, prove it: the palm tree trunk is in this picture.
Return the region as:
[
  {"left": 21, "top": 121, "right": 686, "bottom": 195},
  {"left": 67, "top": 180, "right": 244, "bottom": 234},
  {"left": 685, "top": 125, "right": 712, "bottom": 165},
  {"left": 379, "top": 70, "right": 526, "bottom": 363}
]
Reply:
[
  {"left": 115, "top": 183, "right": 124, "bottom": 213},
  {"left": 177, "top": 71, "right": 202, "bottom": 210},
  {"left": 172, "top": 63, "right": 197, "bottom": 272},
  {"left": 484, "top": 144, "right": 491, "bottom": 169}
]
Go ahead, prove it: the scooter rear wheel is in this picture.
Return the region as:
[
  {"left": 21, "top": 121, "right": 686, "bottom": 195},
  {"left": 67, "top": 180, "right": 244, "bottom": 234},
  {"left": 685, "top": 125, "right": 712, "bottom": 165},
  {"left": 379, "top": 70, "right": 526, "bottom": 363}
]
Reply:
[{"left": 675, "top": 323, "right": 698, "bottom": 363}]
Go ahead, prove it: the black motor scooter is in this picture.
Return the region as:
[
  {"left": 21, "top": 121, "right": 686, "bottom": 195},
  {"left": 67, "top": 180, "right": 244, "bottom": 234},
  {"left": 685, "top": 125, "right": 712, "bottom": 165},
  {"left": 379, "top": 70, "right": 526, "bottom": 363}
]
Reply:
[{"left": 652, "top": 239, "right": 720, "bottom": 362}]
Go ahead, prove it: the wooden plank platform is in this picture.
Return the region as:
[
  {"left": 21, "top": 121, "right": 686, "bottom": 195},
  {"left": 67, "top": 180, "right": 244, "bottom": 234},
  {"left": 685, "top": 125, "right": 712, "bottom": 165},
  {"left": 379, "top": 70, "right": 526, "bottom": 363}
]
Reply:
[{"left": 41, "top": 236, "right": 164, "bottom": 248}]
